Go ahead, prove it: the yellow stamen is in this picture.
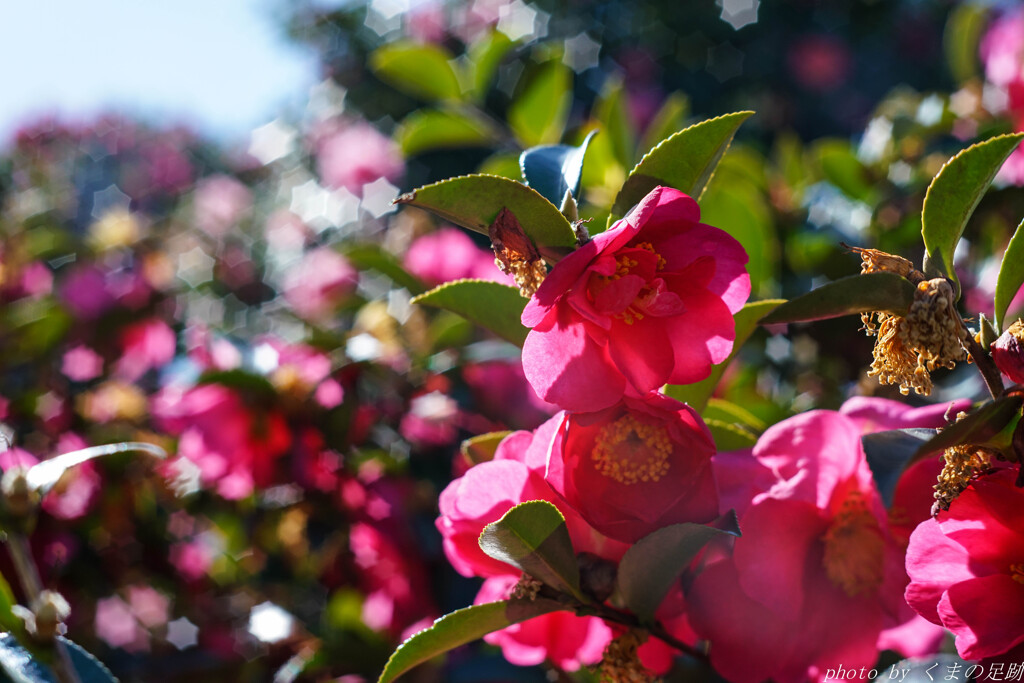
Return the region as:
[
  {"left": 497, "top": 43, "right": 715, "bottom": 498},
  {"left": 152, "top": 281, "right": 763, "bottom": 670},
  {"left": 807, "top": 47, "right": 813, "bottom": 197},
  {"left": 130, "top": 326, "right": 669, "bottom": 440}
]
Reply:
[
  {"left": 822, "top": 491, "right": 885, "bottom": 597},
  {"left": 1010, "top": 564, "right": 1024, "bottom": 585},
  {"left": 591, "top": 414, "right": 672, "bottom": 485}
]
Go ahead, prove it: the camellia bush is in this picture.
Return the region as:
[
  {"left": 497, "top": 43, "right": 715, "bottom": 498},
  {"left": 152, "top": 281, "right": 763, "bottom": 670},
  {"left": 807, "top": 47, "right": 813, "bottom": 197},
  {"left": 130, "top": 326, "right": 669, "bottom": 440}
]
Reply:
[{"left": 4, "top": 2, "right": 1024, "bottom": 683}]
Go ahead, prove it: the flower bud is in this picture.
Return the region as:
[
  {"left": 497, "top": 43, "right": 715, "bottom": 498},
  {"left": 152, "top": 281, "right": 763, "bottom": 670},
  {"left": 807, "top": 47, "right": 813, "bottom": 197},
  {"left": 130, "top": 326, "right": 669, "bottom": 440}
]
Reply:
[{"left": 992, "top": 319, "right": 1024, "bottom": 385}]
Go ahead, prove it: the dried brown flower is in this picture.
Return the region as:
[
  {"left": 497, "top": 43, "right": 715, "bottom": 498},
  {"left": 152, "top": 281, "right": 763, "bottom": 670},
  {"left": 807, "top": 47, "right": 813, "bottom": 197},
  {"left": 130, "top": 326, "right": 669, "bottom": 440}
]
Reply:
[
  {"left": 932, "top": 440, "right": 997, "bottom": 515},
  {"left": 489, "top": 207, "right": 546, "bottom": 297},
  {"left": 599, "top": 630, "right": 660, "bottom": 683}
]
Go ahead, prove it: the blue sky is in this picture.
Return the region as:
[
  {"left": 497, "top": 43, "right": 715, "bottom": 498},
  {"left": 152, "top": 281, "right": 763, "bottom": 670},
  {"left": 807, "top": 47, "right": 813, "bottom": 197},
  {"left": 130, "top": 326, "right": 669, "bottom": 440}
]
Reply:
[{"left": 0, "top": 1, "right": 319, "bottom": 145}]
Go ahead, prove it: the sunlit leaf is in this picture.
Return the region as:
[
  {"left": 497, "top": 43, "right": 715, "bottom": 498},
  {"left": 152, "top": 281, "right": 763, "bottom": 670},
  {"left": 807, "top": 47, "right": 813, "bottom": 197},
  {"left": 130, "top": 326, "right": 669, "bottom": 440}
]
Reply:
[
  {"left": 411, "top": 279, "right": 528, "bottom": 346},
  {"left": 921, "top": 133, "right": 1024, "bottom": 295},
  {"left": 369, "top": 42, "right": 463, "bottom": 102},
  {"left": 699, "top": 175, "right": 777, "bottom": 296},
  {"left": 468, "top": 31, "right": 515, "bottom": 99},
  {"left": 665, "top": 299, "right": 784, "bottom": 411},
  {"left": 610, "top": 111, "right": 754, "bottom": 220},
  {"left": 460, "top": 431, "right": 512, "bottom": 466},
  {"left": 377, "top": 599, "right": 567, "bottom": 683},
  {"left": 995, "top": 217, "right": 1024, "bottom": 332},
  {"left": 617, "top": 512, "right": 741, "bottom": 622},
  {"left": 508, "top": 61, "right": 571, "bottom": 147},
  {"left": 595, "top": 76, "right": 636, "bottom": 169},
  {"left": 943, "top": 3, "right": 988, "bottom": 84},
  {"left": 26, "top": 442, "right": 166, "bottom": 496},
  {"left": 519, "top": 130, "right": 597, "bottom": 205},
  {"left": 813, "top": 139, "right": 875, "bottom": 203},
  {"left": 395, "top": 175, "right": 576, "bottom": 260},
  {"left": 760, "top": 272, "right": 916, "bottom": 324},
  {"left": 396, "top": 109, "right": 498, "bottom": 157},
  {"left": 637, "top": 92, "right": 689, "bottom": 166},
  {"left": 479, "top": 500, "right": 583, "bottom": 600},
  {"left": 705, "top": 419, "right": 757, "bottom": 450}
]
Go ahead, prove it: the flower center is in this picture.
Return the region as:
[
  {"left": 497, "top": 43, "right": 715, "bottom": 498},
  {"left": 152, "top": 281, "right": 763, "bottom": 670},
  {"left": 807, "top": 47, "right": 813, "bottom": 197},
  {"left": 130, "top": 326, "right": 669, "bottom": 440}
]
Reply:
[
  {"left": 591, "top": 414, "right": 672, "bottom": 485},
  {"left": 1010, "top": 564, "right": 1024, "bottom": 585},
  {"left": 822, "top": 491, "right": 885, "bottom": 597},
  {"left": 596, "top": 243, "right": 668, "bottom": 326}
]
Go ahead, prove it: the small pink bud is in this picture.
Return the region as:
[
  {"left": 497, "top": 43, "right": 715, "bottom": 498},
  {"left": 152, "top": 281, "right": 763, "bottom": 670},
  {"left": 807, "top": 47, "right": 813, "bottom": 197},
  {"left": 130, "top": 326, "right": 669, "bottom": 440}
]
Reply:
[{"left": 992, "top": 319, "right": 1024, "bottom": 384}]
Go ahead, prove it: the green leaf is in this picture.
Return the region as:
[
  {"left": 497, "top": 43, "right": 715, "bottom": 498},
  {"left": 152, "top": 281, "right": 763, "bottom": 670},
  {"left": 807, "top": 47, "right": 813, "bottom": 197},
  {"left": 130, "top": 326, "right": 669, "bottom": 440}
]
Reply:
[
  {"left": 411, "top": 279, "right": 528, "bottom": 346},
  {"left": 813, "top": 139, "right": 875, "bottom": 203},
  {"left": 921, "top": 133, "right": 1024, "bottom": 294},
  {"left": 861, "top": 428, "right": 939, "bottom": 507},
  {"left": 704, "top": 398, "right": 766, "bottom": 431},
  {"left": 699, "top": 174, "right": 777, "bottom": 296},
  {"left": 460, "top": 431, "right": 512, "bottom": 466},
  {"left": 944, "top": 3, "right": 988, "bottom": 84},
  {"left": 519, "top": 130, "right": 597, "bottom": 205},
  {"left": 595, "top": 76, "right": 636, "bottom": 169},
  {"left": 369, "top": 42, "right": 463, "bottom": 102},
  {"left": 705, "top": 418, "right": 757, "bottom": 450},
  {"left": 637, "top": 92, "right": 689, "bottom": 166},
  {"left": 610, "top": 111, "right": 754, "bottom": 220},
  {"left": 508, "top": 61, "right": 571, "bottom": 147},
  {"left": 617, "top": 512, "right": 741, "bottom": 622},
  {"left": 665, "top": 299, "right": 784, "bottom": 411},
  {"left": 342, "top": 243, "right": 427, "bottom": 295},
  {"left": 26, "top": 443, "right": 165, "bottom": 496},
  {"left": 0, "top": 634, "right": 118, "bottom": 683},
  {"left": 995, "top": 217, "right": 1024, "bottom": 332},
  {"left": 477, "top": 153, "right": 522, "bottom": 179},
  {"left": 394, "top": 175, "right": 576, "bottom": 260},
  {"left": 396, "top": 109, "right": 498, "bottom": 157},
  {"left": 479, "top": 500, "right": 583, "bottom": 600},
  {"left": 377, "top": 598, "right": 567, "bottom": 683},
  {"left": 910, "top": 396, "right": 1024, "bottom": 462},
  {"left": 760, "top": 272, "right": 916, "bottom": 324},
  {"left": 0, "top": 577, "right": 18, "bottom": 636},
  {"left": 468, "top": 31, "right": 515, "bottom": 99}
]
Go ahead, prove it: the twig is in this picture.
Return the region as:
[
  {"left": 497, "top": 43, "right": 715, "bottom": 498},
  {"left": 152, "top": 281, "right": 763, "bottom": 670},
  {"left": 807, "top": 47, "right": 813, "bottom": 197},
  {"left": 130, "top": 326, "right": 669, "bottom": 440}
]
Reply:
[{"left": 962, "top": 329, "right": 1005, "bottom": 400}]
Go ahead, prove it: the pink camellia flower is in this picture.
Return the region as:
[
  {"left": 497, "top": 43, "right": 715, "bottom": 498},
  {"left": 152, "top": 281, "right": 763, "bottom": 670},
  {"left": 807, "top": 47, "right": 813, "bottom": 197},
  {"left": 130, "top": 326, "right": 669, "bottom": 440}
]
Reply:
[
  {"left": 462, "top": 359, "right": 557, "bottom": 430},
  {"left": 282, "top": 248, "right": 358, "bottom": 322},
  {"left": 688, "top": 411, "right": 909, "bottom": 683},
  {"left": 58, "top": 264, "right": 115, "bottom": 319},
  {"left": 193, "top": 175, "right": 252, "bottom": 238},
  {"left": 838, "top": 395, "right": 970, "bottom": 433},
  {"left": 316, "top": 120, "right": 404, "bottom": 196},
  {"left": 403, "top": 227, "right": 513, "bottom": 287},
  {"left": 474, "top": 574, "right": 612, "bottom": 671},
  {"left": 521, "top": 186, "right": 750, "bottom": 412},
  {"left": 981, "top": 8, "right": 1024, "bottom": 89},
  {"left": 116, "top": 318, "right": 176, "bottom": 381},
  {"left": 62, "top": 345, "right": 104, "bottom": 382},
  {"left": 437, "top": 414, "right": 628, "bottom": 579},
  {"left": 152, "top": 384, "right": 291, "bottom": 499},
  {"left": 545, "top": 391, "right": 718, "bottom": 544},
  {"left": 905, "top": 468, "right": 1024, "bottom": 660}
]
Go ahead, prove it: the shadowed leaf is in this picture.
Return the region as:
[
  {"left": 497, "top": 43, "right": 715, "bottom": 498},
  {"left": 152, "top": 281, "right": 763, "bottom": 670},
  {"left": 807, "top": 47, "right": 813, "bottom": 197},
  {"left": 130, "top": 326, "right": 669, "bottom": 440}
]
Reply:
[
  {"left": 760, "top": 272, "right": 916, "bottom": 324},
  {"left": 909, "top": 396, "right": 1023, "bottom": 463},
  {"left": 617, "top": 511, "right": 741, "bottom": 622},
  {"left": 396, "top": 109, "right": 498, "bottom": 157},
  {"left": 343, "top": 243, "right": 426, "bottom": 295},
  {"left": 995, "top": 217, "right": 1024, "bottom": 332},
  {"left": 519, "top": 130, "right": 597, "bottom": 205},
  {"left": 0, "top": 634, "right": 118, "bottom": 683},
  {"left": 862, "top": 428, "right": 939, "bottom": 507}
]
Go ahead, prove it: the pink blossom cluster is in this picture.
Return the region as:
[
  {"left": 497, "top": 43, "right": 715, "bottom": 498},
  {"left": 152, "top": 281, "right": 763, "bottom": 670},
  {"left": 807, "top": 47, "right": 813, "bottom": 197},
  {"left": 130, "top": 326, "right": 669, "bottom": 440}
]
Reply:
[{"left": 981, "top": 9, "right": 1024, "bottom": 184}]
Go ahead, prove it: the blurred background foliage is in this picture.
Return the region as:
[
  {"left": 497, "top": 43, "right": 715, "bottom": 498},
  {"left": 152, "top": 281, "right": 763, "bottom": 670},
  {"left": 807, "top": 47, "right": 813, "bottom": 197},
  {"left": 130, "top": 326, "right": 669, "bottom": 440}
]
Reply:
[{"left": 1, "top": 0, "right": 1024, "bottom": 680}]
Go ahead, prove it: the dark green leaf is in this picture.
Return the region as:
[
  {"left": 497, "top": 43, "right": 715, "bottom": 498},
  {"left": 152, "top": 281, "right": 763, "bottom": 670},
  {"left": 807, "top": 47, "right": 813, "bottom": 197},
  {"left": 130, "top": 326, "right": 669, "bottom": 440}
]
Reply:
[
  {"left": 665, "top": 299, "right": 784, "bottom": 411},
  {"left": 861, "top": 428, "right": 939, "bottom": 507},
  {"left": 343, "top": 243, "right": 427, "bottom": 295},
  {"left": 468, "top": 31, "right": 515, "bottom": 99},
  {"left": 944, "top": 3, "right": 988, "bottom": 84},
  {"left": 595, "top": 76, "right": 636, "bottom": 169},
  {"left": 394, "top": 175, "right": 576, "bottom": 261},
  {"left": 995, "top": 218, "right": 1024, "bottom": 332},
  {"left": 377, "top": 599, "right": 567, "bottom": 683},
  {"left": 617, "top": 512, "right": 741, "bottom": 622},
  {"left": 921, "top": 133, "right": 1024, "bottom": 294},
  {"left": 369, "top": 42, "right": 463, "bottom": 102},
  {"left": 0, "top": 577, "right": 18, "bottom": 636},
  {"left": 198, "top": 369, "right": 276, "bottom": 398},
  {"left": 396, "top": 109, "right": 498, "bottom": 157},
  {"left": 760, "top": 272, "right": 916, "bottom": 324},
  {"left": 637, "top": 92, "right": 689, "bottom": 166},
  {"left": 910, "top": 396, "right": 1023, "bottom": 462},
  {"left": 610, "top": 111, "right": 754, "bottom": 220},
  {"left": 705, "top": 419, "right": 757, "bottom": 450},
  {"left": 813, "top": 139, "right": 875, "bottom": 203},
  {"left": 479, "top": 501, "right": 583, "bottom": 600},
  {"left": 411, "top": 279, "right": 528, "bottom": 346},
  {"left": 508, "top": 61, "right": 571, "bottom": 147},
  {"left": 0, "top": 634, "right": 118, "bottom": 683},
  {"left": 27, "top": 443, "right": 165, "bottom": 496},
  {"left": 460, "top": 431, "right": 512, "bottom": 466},
  {"left": 519, "top": 131, "right": 597, "bottom": 205}
]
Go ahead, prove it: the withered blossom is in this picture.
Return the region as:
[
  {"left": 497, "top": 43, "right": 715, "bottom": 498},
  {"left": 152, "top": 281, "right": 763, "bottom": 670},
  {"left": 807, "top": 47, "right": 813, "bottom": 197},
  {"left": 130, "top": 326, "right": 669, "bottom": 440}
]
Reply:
[{"left": 489, "top": 208, "right": 547, "bottom": 297}]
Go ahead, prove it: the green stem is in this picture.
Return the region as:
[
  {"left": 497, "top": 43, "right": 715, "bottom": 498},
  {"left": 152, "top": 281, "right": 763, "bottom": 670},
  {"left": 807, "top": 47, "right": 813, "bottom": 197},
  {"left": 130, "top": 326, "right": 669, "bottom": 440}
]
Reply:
[{"left": 963, "top": 327, "right": 1005, "bottom": 400}]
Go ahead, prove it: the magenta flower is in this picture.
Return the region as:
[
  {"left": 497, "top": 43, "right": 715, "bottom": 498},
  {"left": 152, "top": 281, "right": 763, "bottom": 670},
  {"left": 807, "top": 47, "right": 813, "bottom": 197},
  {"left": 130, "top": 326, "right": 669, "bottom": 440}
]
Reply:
[
  {"left": 905, "top": 468, "right": 1024, "bottom": 660},
  {"left": 192, "top": 175, "right": 252, "bottom": 238},
  {"left": 521, "top": 186, "right": 750, "bottom": 412},
  {"left": 282, "top": 248, "right": 358, "bottom": 322},
  {"left": 437, "top": 415, "right": 628, "bottom": 579},
  {"left": 838, "top": 395, "right": 970, "bottom": 433},
  {"left": 689, "top": 411, "right": 908, "bottom": 683},
  {"left": 61, "top": 346, "right": 104, "bottom": 382},
  {"left": 474, "top": 575, "right": 612, "bottom": 671},
  {"left": 315, "top": 120, "right": 404, "bottom": 196},
  {"left": 116, "top": 318, "right": 176, "bottom": 381},
  {"left": 403, "top": 227, "right": 513, "bottom": 287}
]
